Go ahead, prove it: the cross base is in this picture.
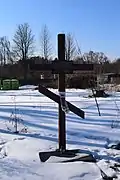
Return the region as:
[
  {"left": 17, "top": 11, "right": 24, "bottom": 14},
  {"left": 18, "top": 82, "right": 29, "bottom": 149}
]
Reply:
[{"left": 39, "top": 149, "right": 96, "bottom": 163}]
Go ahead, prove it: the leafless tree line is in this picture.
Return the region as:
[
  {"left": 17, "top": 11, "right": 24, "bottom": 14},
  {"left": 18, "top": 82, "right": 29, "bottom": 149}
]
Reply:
[{"left": 0, "top": 22, "right": 111, "bottom": 66}]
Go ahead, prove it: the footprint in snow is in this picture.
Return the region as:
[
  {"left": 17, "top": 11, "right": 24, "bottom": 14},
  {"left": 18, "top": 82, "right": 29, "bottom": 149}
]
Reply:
[
  {"left": 13, "top": 137, "right": 25, "bottom": 141},
  {"left": 69, "top": 172, "right": 89, "bottom": 180},
  {"left": 0, "top": 141, "right": 6, "bottom": 146}
]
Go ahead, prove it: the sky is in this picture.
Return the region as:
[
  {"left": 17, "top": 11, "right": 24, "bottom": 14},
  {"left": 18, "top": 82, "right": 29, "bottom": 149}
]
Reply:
[{"left": 0, "top": 0, "right": 120, "bottom": 59}]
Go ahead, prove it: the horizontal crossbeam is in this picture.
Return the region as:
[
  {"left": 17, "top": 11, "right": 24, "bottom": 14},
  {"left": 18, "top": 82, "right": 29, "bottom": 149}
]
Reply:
[{"left": 29, "top": 60, "right": 93, "bottom": 73}]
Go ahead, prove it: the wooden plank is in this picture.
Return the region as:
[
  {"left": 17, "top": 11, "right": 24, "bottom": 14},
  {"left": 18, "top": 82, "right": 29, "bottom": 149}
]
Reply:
[
  {"left": 38, "top": 84, "right": 84, "bottom": 119},
  {"left": 58, "top": 34, "right": 66, "bottom": 150},
  {"left": 39, "top": 149, "right": 79, "bottom": 162},
  {"left": 39, "top": 149, "right": 96, "bottom": 163},
  {"left": 29, "top": 61, "right": 93, "bottom": 73}
]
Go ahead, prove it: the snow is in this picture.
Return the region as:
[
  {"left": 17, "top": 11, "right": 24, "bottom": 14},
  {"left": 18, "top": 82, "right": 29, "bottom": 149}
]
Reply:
[{"left": 0, "top": 85, "right": 120, "bottom": 179}]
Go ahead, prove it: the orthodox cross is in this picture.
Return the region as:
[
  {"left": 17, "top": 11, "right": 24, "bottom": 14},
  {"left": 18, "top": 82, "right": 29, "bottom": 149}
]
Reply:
[{"left": 29, "top": 34, "right": 93, "bottom": 151}]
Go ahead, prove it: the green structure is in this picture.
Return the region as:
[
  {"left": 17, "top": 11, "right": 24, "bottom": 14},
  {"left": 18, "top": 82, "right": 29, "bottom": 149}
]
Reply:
[
  {"left": 3, "top": 79, "right": 11, "bottom": 90},
  {"left": 11, "top": 79, "right": 19, "bottom": 90},
  {"left": 2, "top": 79, "right": 19, "bottom": 90}
]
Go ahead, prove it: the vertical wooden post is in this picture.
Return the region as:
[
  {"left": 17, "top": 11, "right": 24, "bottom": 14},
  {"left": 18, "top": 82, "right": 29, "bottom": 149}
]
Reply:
[{"left": 58, "top": 34, "right": 66, "bottom": 151}]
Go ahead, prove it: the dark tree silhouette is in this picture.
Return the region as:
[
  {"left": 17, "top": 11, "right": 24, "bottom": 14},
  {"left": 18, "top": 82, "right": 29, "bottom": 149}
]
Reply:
[
  {"left": 13, "top": 23, "right": 34, "bottom": 61},
  {"left": 13, "top": 23, "right": 34, "bottom": 79},
  {"left": 65, "top": 33, "right": 77, "bottom": 61},
  {"left": 40, "top": 25, "right": 52, "bottom": 60},
  {"left": 0, "top": 36, "right": 14, "bottom": 65}
]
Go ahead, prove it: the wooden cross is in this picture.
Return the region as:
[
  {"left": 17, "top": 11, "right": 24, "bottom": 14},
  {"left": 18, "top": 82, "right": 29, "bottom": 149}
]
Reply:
[{"left": 29, "top": 34, "right": 93, "bottom": 151}]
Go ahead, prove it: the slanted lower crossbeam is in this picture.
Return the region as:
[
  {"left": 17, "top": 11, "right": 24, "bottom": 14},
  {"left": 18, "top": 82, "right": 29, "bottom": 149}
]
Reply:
[{"left": 38, "top": 84, "right": 84, "bottom": 118}]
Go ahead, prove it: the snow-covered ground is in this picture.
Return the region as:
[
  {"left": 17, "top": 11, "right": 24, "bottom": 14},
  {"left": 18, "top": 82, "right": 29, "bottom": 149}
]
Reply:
[{"left": 0, "top": 86, "right": 120, "bottom": 179}]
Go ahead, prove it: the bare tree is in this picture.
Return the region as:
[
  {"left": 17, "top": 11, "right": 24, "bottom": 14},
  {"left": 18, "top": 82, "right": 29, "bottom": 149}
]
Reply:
[
  {"left": 0, "top": 36, "right": 14, "bottom": 65},
  {"left": 13, "top": 23, "right": 34, "bottom": 61},
  {"left": 97, "top": 52, "right": 108, "bottom": 64},
  {"left": 13, "top": 23, "right": 34, "bottom": 79},
  {"left": 40, "top": 25, "right": 52, "bottom": 60},
  {"left": 83, "top": 51, "right": 109, "bottom": 64},
  {"left": 65, "top": 33, "right": 77, "bottom": 61}
]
